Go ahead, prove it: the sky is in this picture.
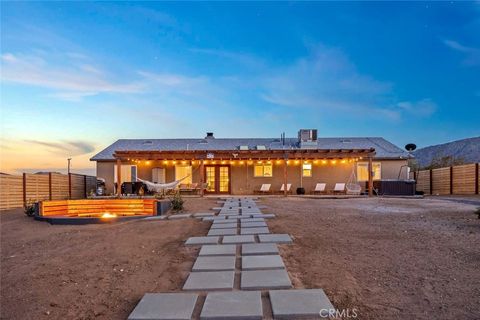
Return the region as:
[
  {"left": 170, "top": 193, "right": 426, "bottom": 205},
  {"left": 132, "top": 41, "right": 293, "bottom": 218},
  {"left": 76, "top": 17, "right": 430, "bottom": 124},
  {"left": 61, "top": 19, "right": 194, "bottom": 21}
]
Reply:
[{"left": 1, "top": 1, "right": 479, "bottom": 176}]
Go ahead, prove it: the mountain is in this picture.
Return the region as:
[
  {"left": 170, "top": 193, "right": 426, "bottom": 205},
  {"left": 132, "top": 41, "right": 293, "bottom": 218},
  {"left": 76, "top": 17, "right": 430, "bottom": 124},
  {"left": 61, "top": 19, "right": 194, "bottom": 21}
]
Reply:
[{"left": 413, "top": 137, "right": 480, "bottom": 168}]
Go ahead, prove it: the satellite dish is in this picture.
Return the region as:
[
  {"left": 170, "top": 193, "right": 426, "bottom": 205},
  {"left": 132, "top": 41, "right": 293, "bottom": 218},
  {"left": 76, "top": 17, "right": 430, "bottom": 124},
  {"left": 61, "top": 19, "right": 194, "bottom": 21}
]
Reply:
[{"left": 405, "top": 143, "right": 417, "bottom": 152}]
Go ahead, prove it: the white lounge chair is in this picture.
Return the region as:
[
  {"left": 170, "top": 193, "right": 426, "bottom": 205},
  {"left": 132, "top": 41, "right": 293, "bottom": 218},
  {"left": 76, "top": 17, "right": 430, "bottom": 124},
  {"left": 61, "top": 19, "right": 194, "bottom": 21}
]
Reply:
[
  {"left": 280, "top": 183, "right": 292, "bottom": 194},
  {"left": 333, "top": 183, "right": 346, "bottom": 194},
  {"left": 255, "top": 184, "right": 271, "bottom": 194},
  {"left": 312, "top": 183, "right": 326, "bottom": 194}
]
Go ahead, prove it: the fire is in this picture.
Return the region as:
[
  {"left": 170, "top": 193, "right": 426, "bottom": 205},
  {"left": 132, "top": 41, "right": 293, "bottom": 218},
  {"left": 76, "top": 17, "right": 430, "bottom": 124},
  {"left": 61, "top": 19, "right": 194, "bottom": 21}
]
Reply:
[{"left": 101, "top": 212, "right": 117, "bottom": 219}]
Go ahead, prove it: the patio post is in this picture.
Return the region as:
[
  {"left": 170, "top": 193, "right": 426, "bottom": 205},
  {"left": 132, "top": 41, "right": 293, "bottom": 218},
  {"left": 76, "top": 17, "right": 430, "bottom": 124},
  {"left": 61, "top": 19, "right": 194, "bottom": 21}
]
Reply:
[
  {"left": 368, "top": 157, "right": 373, "bottom": 197},
  {"left": 283, "top": 156, "right": 288, "bottom": 197},
  {"left": 200, "top": 159, "right": 205, "bottom": 197},
  {"left": 116, "top": 158, "right": 122, "bottom": 197}
]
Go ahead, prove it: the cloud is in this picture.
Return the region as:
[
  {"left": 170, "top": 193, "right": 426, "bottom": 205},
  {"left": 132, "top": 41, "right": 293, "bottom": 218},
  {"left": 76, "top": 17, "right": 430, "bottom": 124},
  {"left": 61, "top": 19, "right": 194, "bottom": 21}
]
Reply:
[
  {"left": 443, "top": 39, "right": 480, "bottom": 66},
  {"left": 23, "top": 140, "right": 96, "bottom": 156},
  {"left": 189, "top": 48, "right": 265, "bottom": 69},
  {"left": 1, "top": 52, "right": 144, "bottom": 99},
  {"left": 397, "top": 99, "right": 437, "bottom": 117}
]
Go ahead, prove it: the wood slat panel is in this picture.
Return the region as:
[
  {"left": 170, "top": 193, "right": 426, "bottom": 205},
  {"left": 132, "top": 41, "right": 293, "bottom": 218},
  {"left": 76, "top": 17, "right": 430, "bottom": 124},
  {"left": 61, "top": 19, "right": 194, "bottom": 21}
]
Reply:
[
  {"left": 415, "top": 170, "right": 431, "bottom": 194},
  {"left": 452, "top": 164, "right": 476, "bottom": 195},
  {"left": 0, "top": 175, "right": 24, "bottom": 210},
  {"left": 432, "top": 167, "right": 451, "bottom": 195}
]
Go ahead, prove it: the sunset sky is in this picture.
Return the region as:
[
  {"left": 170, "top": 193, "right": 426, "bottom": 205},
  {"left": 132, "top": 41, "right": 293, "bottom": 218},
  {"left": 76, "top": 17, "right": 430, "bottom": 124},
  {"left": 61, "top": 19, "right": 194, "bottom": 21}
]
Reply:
[{"left": 1, "top": 2, "right": 479, "bottom": 176}]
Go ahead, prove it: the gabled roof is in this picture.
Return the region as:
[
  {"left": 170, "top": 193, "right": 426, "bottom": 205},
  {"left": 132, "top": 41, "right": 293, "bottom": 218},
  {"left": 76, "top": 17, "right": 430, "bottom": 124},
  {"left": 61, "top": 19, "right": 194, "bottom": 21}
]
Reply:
[{"left": 91, "top": 137, "right": 408, "bottom": 160}]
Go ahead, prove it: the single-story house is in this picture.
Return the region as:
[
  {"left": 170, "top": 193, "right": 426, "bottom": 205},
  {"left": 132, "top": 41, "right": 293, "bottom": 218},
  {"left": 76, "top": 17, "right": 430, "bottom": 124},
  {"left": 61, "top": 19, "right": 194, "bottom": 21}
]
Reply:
[{"left": 90, "top": 129, "right": 410, "bottom": 196}]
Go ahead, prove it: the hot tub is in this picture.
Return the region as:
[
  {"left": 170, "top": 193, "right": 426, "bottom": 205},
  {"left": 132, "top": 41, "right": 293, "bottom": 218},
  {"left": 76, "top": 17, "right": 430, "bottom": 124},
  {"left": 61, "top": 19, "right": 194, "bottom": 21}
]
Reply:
[{"left": 373, "top": 180, "right": 416, "bottom": 196}]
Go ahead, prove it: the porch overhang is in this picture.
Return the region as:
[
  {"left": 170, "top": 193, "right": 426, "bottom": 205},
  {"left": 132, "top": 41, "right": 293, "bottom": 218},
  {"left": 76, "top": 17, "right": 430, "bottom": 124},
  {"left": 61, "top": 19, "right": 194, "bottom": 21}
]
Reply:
[{"left": 112, "top": 148, "right": 376, "bottom": 161}]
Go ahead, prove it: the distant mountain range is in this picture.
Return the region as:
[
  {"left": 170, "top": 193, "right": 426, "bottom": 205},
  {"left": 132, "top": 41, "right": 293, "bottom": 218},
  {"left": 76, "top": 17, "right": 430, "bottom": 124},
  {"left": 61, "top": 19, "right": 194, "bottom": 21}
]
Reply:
[{"left": 413, "top": 137, "right": 480, "bottom": 168}]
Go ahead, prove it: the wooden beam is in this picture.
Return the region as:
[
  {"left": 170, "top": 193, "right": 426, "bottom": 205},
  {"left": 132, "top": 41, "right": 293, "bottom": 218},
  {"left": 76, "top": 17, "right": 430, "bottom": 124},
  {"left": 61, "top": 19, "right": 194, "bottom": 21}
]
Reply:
[
  {"left": 368, "top": 157, "right": 373, "bottom": 197},
  {"left": 116, "top": 159, "right": 122, "bottom": 197},
  {"left": 68, "top": 173, "right": 72, "bottom": 199},
  {"left": 84, "top": 174, "right": 88, "bottom": 198},
  {"left": 429, "top": 169, "right": 433, "bottom": 195},
  {"left": 48, "top": 172, "right": 52, "bottom": 200},
  {"left": 450, "top": 166, "right": 453, "bottom": 195},
  {"left": 475, "top": 163, "right": 479, "bottom": 195},
  {"left": 22, "top": 173, "right": 27, "bottom": 207}
]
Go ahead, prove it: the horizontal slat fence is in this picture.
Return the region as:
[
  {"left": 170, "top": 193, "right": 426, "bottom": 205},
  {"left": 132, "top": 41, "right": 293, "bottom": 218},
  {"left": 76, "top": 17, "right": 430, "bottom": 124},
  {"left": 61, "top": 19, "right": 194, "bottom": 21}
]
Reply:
[
  {"left": 413, "top": 163, "right": 479, "bottom": 195},
  {"left": 0, "top": 173, "right": 96, "bottom": 211}
]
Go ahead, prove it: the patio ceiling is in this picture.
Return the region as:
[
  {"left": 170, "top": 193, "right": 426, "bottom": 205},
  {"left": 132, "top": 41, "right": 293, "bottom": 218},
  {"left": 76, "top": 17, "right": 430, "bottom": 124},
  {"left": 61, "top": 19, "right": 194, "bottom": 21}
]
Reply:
[{"left": 113, "top": 148, "right": 376, "bottom": 161}]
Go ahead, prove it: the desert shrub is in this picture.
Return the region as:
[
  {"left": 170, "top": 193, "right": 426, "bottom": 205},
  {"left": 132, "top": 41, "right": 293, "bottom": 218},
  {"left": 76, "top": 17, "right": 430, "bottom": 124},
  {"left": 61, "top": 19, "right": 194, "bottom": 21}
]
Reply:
[
  {"left": 24, "top": 199, "right": 36, "bottom": 217},
  {"left": 171, "top": 192, "right": 185, "bottom": 211}
]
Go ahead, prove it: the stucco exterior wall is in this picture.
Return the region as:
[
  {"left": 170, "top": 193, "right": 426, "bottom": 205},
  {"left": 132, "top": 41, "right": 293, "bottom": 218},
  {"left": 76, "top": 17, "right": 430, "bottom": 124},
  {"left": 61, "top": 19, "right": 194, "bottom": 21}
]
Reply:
[{"left": 96, "top": 159, "right": 408, "bottom": 195}]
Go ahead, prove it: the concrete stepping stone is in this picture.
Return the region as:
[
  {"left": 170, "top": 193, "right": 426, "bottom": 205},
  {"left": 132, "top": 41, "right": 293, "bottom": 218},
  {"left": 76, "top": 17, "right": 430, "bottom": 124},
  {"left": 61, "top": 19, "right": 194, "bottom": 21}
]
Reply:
[
  {"left": 251, "top": 213, "right": 275, "bottom": 219},
  {"left": 183, "top": 271, "right": 235, "bottom": 291},
  {"left": 143, "top": 215, "right": 167, "bottom": 220},
  {"left": 241, "top": 269, "right": 292, "bottom": 290},
  {"left": 210, "top": 222, "right": 237, "bottom": 229},
  {"left": 192, "top": 256, "right": 236, "bottom": 271},
  {"left": 240, "top": 227, "right": 270, "bottom": 235},
  {"left": 269, "top": 289, "right": 335, "bottom": 319},
  {"left": 203, "top": 216, "right": 227, "bottom": 221},
  {"left": 211, "top": 207, "right": 223, "bottom": 211},
  {"left": 240, "top": 218, "right": 266, "bottom": 223},
  {"left": 242, "top": 243, "right": 279, "bottom": 255},
  {"left": 194, "top": 212, "right": 216, "bottom": 218},
  {"left": 222, "top": 235, "right": 255, "bottom": 244},
  {"left": 207, "top": 228, "right": 238, "bottom": 236},
  {"left": 258, "top": 234, "right": 292, "bottom": 244},
  {"left": 186, "top": 236, "right": 219, "bottom": 246},
  {"left": 168, "top": 213, "right": 192, "bottom": 220},
  {"left": 241, "top": 255, "right": 285, "bottom": 270},
  {"left": 200, "top": 291, "right": 263, "bottom": 320},
  {"left": 199, "top": 245, "right": 237, "bottom": 256},
  {"left": 210, "top": 218, "right": 232, "bottom": 224},
  {"left": 241, "top": 221, "right": 267, "bottom": 228},
  {"left": 128, "top": 293, "right": 198, "bottom": 320},
  {"left": 226, "top": 215, "right": 248, "bottom": 219}
]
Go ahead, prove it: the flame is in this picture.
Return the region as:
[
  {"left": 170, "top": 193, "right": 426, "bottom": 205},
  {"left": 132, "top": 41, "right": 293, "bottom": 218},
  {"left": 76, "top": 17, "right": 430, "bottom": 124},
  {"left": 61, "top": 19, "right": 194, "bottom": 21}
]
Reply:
[{"left": 101, "top": 212, "right": 117, "bottom": 219}]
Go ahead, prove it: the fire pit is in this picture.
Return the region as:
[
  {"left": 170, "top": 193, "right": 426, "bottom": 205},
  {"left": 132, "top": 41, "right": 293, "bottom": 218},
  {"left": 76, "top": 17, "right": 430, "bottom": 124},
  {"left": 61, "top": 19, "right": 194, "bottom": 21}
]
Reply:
[{"left": 35, "top": 199, "right": 158, "bottom": 224}]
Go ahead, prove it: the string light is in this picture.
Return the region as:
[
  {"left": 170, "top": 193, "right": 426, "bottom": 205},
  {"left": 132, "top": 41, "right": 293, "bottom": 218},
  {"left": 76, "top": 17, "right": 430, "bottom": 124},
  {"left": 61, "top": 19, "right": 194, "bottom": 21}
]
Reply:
[
  {"left": 294, "top": 160, "right": 300, "bottom": 165},
  {"left": 146, "top": 161, "right": 151, "bottom": 165},
  {"left": 321, "top": 160, "right": 327, "bottom": 165},
  {"left": 172, "top": 160, "right": 177, "bottom": 164},
  {"left": 313, "top": 160, "right": 319, "bottom": 164},
  {"left": 331, "top": 160, "right": 337, "bottom": 165},
  {"left": 276, "top": 160, "right": 282, "bottom": 165},
  {"left": 341, "top": 159, "right": 346, "bottom": 164},
  {"left": 240, "top": 160, "right": 245, "bottom": 165}
]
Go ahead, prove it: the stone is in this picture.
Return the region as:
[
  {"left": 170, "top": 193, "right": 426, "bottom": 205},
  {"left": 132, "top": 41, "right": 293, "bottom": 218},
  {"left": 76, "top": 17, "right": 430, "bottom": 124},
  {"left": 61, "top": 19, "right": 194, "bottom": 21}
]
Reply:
[
  {"left": 194, "top": 212, "right": 216, "bottom": 218},
  {"left": 240, "top": 222, "right": 267, "bottom": 228},
  {"left": 269, "top": 289, "right": 335, "bottom": 319},
  {"left": 207, "top": 228, "right": 238, "bottom": 236},
  {"left": 211, "top": 218, "right": 232, "bottom": 224},
  {"left": 168, "top": 213, "right": 191, "bottom": 220},
  {"left": 200, "top": 291, "right": 263, "bottom": 320},
  {"left": 258, "top": 234, "right": 292, "bottom": 244},
  {"left": 240, "top": 227, "right": 270, "bottom": 235},
  {"left": 251, "top": 214, "right": 275, "bottom": 219},
  {"left": 192, "top": 256, "right": 236, "bottom": 271},
  {"left": 127, "top": 293, "right": 198, "bottom": 320},
  {"left": 240, "top": 218, "right": 266, "bottom": 223},
  {"left": 185, "top": 236, "right": 219, "bottom": 246},
  {"left": 143, "top": 215, "right": 167, "bottom": 220},
  {"left": 242, "top": 243, "right": 279, "bottom": 255},
  {"left": 183, "top": 271, "right": 235, "bottom": 291},
  {"left": 241, "top": 269, "right": 292, "bottom": 290},
  {"left": 199, "top": 245, "right": 237, "bottom": 256},
  {"left": 226, "top": 215, "right": 248, "bottom": 220},
  {"left": 203, "top": 216, "right": 227, "bottom": 222},
  {"left": 211, "top": 207, "right": 223, "bottom": 211},
  {"left": 210, "top": 223, "right": 237, "bottom": 229},
  {"left": 241, "top": 255, "right": 285, "bottom": 270},
  {"left": 222, "top": 235, "right": 255, "bottom": 244}
]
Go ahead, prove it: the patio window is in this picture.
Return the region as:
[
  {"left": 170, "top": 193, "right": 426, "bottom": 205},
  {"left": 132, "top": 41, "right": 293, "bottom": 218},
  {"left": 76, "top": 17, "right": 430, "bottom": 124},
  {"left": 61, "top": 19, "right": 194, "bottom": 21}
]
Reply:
[
  {"left": 175, "top": 165, "right": 192, "bottom": 184},
  {"left": 114, "top": 165, "right": 137, "bottom": 183},
  {"left": 254, "top": 164, "right": 273, "bottom": 177},
  {"left": 302, "top": 163, "right": 312, "bottom": 177},
  {"left": 357, "top": 162, "right": 381, "bottom": 181},
  {"left": 152, "top": 168, "right": 166, "bottom": 183}
]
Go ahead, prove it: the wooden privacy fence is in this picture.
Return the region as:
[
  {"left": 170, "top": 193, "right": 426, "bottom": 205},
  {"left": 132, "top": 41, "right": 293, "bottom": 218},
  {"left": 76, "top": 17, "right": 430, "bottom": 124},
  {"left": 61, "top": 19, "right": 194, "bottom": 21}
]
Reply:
[
  {"left": 0, "top": 173, "right": 96, "bottom": 211},
  {"left": 410, "top": 163, "right": 480, "bottom": 195}
]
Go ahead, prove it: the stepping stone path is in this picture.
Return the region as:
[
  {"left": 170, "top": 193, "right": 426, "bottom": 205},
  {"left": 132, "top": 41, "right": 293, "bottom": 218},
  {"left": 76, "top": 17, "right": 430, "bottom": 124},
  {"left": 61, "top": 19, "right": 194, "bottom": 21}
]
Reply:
[{"left": 129, "top": 197, "right": 335, "bottom": 319}]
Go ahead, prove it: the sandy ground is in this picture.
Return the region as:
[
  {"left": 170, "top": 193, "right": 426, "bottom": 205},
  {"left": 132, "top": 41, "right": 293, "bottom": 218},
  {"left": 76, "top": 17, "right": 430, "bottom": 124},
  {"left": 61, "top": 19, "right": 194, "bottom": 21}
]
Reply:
[
  {"left": 264, "top": 196, "right": 480, "bottom": 320},
  {"left": 0, "top": 198, "right": 216, "bottom": 320},
  {"left": 1, "top": 196, "right": 479, "bottom": 319}
]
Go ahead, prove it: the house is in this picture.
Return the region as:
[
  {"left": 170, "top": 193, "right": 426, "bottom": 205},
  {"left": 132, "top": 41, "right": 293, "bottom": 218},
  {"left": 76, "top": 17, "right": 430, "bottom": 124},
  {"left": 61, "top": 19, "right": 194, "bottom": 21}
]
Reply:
[{"left": 90, "top": 129, "right": 410, "bottom": 196}]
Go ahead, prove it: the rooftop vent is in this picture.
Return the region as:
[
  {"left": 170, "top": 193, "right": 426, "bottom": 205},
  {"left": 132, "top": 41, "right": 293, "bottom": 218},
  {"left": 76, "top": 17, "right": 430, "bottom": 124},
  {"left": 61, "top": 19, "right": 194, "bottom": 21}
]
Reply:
[
  {"left": 256, "top": 145, "right": 267, "bottom": 150},
  {"left": 340, "top": 139, "right": 352, "bottom": 143},
  {"left": 298, "top": 129, "right": 318, "bottom": 149},
  {"left": 198, "top": 139, "right": 208, "bottom": 144},
  {"left": 239, "top": 145, "right": 249, "bottom": 150},
  {"left": 143, "top": 140, "right": 153, "bottom": 145},
  {"left": 205, "top": 132, "right": 215, "bottom": 139}
]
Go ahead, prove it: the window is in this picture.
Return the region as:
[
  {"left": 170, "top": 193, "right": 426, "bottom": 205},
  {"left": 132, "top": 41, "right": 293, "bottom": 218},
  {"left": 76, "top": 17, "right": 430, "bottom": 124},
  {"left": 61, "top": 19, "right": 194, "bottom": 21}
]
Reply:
[
  {"left": 114, "top": 165, "right": 137, "bottom": 182},
  {"left": 152, "top": 168, "right": 166, "bottom": 183},
  {"left": 357, "top": 162, "right": 381, "bottom": 181},
  {"left": 302, "top": 163, "right": 312, "bottom": 177},
  {"left": 254, "top": 164, "right": 273, "bottom": 177},
  {"left": 175, "top": 165, "right": 192, "bottom": 184}
]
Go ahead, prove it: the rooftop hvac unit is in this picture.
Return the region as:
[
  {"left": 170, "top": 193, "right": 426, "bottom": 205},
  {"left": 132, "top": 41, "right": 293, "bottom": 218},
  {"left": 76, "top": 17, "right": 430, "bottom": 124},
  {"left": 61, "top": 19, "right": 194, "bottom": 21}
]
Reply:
[{"left": 298, "top": 129, "right": 318, "bottom": 149}]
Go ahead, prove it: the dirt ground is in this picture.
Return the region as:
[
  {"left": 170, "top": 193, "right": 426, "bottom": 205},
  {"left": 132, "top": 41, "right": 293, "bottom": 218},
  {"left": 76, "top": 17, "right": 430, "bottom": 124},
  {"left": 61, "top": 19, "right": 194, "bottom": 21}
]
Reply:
[
  {"left": 1, "top": 196, "right": 479, "bottom": 320},
  {"left": 264, "top": 196, "right": 480, "bottom": 320},
  {"left": 0, "top": 198, "right": 216, "bottom": 320}
]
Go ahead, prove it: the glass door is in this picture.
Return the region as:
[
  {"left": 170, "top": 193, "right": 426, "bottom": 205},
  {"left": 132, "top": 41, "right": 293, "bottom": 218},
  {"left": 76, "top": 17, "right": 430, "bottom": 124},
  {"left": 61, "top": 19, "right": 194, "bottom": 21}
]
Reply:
[{"left": 204, "top": 165, "right": 230, "bottom": 193}]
